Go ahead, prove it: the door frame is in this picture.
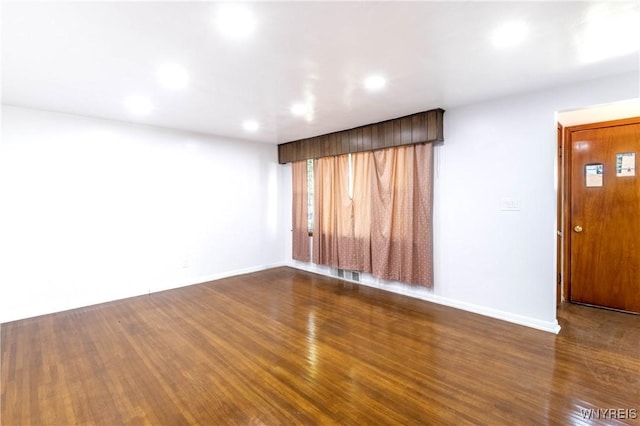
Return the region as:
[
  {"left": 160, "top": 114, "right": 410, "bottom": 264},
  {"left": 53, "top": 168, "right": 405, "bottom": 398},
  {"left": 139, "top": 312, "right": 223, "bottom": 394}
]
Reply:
[
  {"left": 556, "top": 123, "right": 563, "bottom": 305},
  {"left": 559, "top": 116, "right": 640, "bottom": 303}
]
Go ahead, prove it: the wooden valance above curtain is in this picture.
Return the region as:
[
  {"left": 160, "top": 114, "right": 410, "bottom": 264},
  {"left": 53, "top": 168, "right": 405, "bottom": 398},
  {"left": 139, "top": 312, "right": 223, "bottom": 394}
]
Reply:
[{"left": 278, "top": 108, "right": 444, "bottom": 164}]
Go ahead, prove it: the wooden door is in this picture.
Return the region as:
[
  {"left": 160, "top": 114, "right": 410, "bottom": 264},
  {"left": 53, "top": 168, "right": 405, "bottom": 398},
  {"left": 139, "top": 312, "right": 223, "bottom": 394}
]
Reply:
[{"left": 568, "top": 118, "right": 640, "bottom": 313}]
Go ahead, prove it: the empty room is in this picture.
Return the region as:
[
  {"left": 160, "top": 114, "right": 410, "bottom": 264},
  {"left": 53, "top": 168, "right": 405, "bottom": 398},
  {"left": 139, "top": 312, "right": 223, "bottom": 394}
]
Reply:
[{"left": 1, "top": 1, "right": 639, "bottom": 425}]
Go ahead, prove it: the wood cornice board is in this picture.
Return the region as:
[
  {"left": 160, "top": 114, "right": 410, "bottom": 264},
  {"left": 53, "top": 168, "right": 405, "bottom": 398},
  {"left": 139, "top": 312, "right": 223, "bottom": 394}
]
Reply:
[{"left": 278, "top": 108, "right": 444, "bottom": 164}]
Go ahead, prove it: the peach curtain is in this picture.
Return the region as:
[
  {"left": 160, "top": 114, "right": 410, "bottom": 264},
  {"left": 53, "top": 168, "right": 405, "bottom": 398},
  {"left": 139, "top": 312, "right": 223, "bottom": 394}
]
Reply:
[
  {"left": 370, "top": 144, "right": 433, "bottom": 286},
  {"left": 351, "top": 152, "right": 372, "bottom": 272},
  {"left": 308, "top": 144, "right": 433, "bottom": 286},
  {"left": 292, "top": 160, "right": 310, "bottom": 262},
  {"left": 312, "top": 155, "right": 356, "bottom": 268}
]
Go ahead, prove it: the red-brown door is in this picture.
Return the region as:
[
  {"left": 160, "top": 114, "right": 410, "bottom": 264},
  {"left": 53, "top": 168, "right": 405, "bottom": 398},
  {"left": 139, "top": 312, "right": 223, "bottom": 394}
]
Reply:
[{"left": 569, "top": 118, "right": 640, "bottom": 313}]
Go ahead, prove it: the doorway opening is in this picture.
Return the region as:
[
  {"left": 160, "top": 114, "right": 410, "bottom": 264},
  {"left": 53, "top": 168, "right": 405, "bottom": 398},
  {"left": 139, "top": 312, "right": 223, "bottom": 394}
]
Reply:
[{"left": 556, "top": 98, "right": 640, "bottom": 313}]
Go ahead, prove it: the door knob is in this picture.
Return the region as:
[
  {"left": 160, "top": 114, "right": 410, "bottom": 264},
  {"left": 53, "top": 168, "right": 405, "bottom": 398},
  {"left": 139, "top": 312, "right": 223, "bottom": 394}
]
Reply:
[{"left": 574, "top": 225, "right": 583, "bottom": 233}]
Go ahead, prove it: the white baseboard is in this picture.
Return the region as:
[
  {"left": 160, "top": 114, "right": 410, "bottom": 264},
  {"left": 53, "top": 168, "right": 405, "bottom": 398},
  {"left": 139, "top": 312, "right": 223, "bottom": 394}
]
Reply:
[
  {"left": 2, "top": 262, "right": 560, "bottom": 334},
  {"left": 425, "top": 294, "right": 561, "bottom": 334},
  {"left": 0, "top": 262, "right": 290, "bottom": 324},
  {"left": 183, "top": 262, "right": 289, "bottom": 287},
  {"left": 286, "top": 261, "right": 561, "bottom": 334}
]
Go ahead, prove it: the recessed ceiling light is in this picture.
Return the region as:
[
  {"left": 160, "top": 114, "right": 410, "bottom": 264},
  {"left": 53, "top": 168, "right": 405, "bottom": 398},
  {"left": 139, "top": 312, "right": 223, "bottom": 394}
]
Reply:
[
  {"left": 216, "top": 5, "right": 256, "bottom": 38},
  {"left": 124, "top": 95, "right": 153, "bottom": 115},
  {"left": 157, "top": 64, "right": 189, "bottom": 90},
  {"left": 578, "top": 4, "right": 640, "bottom": 64},
  {"left": 491, "top": 21, "right": 528, "bottom": 49},
  {"left": 364, "top": 75, "right": 386, "bottom": 91},
  {"left": 243, "top": 120, "right": 259, "bottom": 132},
  {"left": 290, "top": 103, "right": 308, "bottom": 116}
]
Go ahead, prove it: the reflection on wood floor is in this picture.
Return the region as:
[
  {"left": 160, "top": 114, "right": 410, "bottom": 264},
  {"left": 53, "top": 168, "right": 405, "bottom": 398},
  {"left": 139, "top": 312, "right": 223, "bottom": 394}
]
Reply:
[{"left": 1, "top": 267, "right": 638, "bottom": 425}]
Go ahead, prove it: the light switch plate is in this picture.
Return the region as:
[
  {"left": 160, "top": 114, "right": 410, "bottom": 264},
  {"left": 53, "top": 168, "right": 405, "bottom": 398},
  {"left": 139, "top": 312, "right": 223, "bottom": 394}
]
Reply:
[{"left": 500, "top": 198, "right": 521, "bottom": 211}]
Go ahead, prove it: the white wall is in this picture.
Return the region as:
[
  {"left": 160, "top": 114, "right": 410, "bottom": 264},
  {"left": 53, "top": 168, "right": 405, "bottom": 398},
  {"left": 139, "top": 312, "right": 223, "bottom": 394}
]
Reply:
[
  {"left": 2, "top": 71, "right": 636, "bottom": 328},
  {"left": 288, "top": 71, "right": 639, "bottom": 333},
  {"left": 0, "top": 106, "right": 286, "bottom": 323}
]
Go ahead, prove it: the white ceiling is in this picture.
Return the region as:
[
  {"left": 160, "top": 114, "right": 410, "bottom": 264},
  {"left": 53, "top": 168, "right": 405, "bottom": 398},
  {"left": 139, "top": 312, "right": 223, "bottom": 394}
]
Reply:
[
  {"left": 2, "top": 1, "right": 639, "bottom": 144},
  {"left": 557, "top": 98, "right": 640, "bottom": 127}
]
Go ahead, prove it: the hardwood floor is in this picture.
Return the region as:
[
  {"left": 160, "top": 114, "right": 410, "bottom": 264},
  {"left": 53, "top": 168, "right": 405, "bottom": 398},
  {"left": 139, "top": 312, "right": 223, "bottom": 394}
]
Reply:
[{"left": 1, "top": 267, "right": 638, "bottom": 425}]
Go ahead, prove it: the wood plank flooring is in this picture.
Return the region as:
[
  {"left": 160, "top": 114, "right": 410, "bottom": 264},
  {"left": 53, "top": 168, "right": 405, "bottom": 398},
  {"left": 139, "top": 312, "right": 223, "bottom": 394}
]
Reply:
[{"left": 1, "top": 267, "right": 639, "bottom": 425}]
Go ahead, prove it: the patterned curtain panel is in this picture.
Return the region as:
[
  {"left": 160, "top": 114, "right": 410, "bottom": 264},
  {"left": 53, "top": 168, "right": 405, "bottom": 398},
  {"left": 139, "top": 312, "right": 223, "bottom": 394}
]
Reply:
[
  {"left": 310, "top": 144, "right": 434, "bottom": 287},
  {"left": 312, "top": 155, "right": 356, "bottom": 268},
  {"left": 292, "top": 161, "right": 310, "bottom": 262},
  {"left": 370, "top": 144, "right": 434, "bottom": 286},
  {"left": 350, "top": 152, "right": 372, "bottom": 272}
]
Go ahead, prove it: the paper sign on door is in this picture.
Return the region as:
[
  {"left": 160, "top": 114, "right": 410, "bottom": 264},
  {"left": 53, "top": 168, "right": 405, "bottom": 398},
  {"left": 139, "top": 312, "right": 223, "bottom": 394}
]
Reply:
[
  {"left": 585, "top": 164, "right": 603, "bottom": 187},
  {"left": 616, "top": 152, "right": 635, "bottom": 177}
]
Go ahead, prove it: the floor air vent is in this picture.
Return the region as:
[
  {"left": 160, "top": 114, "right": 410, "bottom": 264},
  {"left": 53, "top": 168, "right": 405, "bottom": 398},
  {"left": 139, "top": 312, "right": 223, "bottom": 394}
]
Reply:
[{"left": 334, "top": 268, "right": 360, "bottom": 282}]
